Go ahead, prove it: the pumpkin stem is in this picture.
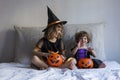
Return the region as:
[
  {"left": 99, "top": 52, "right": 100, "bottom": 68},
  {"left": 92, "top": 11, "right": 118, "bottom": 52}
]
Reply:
[{"left": 48, "top": 50, "right": 59, "bottom": 54}]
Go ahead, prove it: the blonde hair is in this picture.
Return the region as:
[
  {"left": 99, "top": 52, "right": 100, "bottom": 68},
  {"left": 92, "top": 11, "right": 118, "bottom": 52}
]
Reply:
[
  {"left": 75, "top": 31, "right": 91, "bottom": 43},
  {"left": 44, "top": 24, "right": 64, "bottom": 40}
]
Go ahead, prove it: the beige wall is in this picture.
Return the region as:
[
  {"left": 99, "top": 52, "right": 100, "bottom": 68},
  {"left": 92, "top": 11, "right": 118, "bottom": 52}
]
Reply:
[{"left": 0, "top": 0, "right": 120, "bottom": 63}]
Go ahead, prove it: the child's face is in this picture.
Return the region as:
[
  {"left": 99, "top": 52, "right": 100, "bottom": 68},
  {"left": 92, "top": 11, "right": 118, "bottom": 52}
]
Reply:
[
  {"left": 79, "top": 36, "right": 88, "bottom": 46},
  {"left": 54, "top": 24, "right": 63, "bottom": 38}
]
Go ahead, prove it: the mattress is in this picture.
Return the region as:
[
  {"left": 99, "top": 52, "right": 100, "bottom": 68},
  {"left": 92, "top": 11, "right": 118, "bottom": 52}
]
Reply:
[{"left": 0, "top": 61, "right": 120, "bottom": 80}]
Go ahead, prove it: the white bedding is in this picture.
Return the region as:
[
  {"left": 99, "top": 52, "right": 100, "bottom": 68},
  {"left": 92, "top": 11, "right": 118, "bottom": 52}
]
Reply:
[{"left": 0, "top": 61, "right": 120, "bottom": 80}]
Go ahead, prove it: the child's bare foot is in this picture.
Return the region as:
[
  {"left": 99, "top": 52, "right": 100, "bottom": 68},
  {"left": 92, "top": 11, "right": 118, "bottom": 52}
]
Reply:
[
  {"left": 68, "top": 58, "right": 77, "bottom": 70},
  {"left": 39, "top": 66, "right": 48, "bottom": 70},
  {"left": 60, "top": 58, "right": 77, "bottom": 70},
  {"left": 69, "top": 63, "right": 76, "bottom": 70},
  {"left": 39, "top": 64, "right": 49, "bottom": 70},
  {"left": 99, "top": 63, "right": 106, "bottom": 68}
]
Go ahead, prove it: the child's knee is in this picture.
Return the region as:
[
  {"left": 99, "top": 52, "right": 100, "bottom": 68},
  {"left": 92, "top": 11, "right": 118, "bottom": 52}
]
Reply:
[
  {"left": 67, "top": 57, "right": 77, "bottom": 64},
  {"left": 71, "top": 58, "right": 77, "bottom": 64},
  {"left": 31, "top": 55, "right": 39, "bottom": 63}
]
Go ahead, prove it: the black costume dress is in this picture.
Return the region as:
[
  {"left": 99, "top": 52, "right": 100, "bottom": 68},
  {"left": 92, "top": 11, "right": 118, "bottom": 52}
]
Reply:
[
  {"left": 31, "top": 37, "right": 64, "bottom": 69},
  {"left": 36, "top": 37, "right": 63, "bottom": 54}
]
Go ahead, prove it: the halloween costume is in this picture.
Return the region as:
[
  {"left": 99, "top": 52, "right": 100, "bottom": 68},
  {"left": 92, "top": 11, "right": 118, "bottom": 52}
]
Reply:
[
  {"left": 39, "top": 6, "right": 66, "bottom": 56},
  {"left": 75, "top": 48, "right": 93, "bottom": 61},
  {"left": 36, "top": 37, "right": 64, "bottom": 54},
  {"left": 42, "top": 6, "right": 67, "bottom": 32},
  {"left": 31, "top": 6, "right": 67, "bottom": 69},
  {"left": 71, "top": 47, "right": 103, "bottom": 68}
]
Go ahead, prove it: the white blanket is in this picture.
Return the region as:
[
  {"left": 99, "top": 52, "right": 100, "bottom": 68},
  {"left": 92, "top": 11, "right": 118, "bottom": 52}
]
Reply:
[{"left": 0, "top": 61, "right": 120, "bottom": 80}]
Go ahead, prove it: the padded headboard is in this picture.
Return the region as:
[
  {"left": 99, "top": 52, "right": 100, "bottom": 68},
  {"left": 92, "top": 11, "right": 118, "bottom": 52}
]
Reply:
[{"left": 14, "top": 23, "right": 106, "bottom": 64}]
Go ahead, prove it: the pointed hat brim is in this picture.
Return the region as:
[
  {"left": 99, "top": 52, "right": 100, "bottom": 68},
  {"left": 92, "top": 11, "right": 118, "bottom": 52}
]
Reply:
[{"left": 42, "top": 20, "right": 67, "bottom": 32}]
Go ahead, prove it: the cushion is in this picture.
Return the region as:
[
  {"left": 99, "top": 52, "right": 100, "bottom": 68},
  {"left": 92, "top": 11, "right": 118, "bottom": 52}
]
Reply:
[
  {"left": 14, "top": 23, "right": 106, "bottom": 65},
  {"left": 14, "top": 26, "right": 44, "bottom": 64},
  {"left": 63, "top": 23, "right": 106, "bottom": 60}
]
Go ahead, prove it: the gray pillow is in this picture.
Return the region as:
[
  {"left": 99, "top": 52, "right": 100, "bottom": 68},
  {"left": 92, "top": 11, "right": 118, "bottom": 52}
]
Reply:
[
  {"left": 14, "top": 23, "right": 106, "bottom": 65},
  {"left": 14, "top": 26, "right": 44, "bottom": 64}
]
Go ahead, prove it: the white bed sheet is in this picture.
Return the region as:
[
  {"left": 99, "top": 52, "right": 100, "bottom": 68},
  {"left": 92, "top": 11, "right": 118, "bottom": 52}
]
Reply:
[{"left": 0, "top": 61, "right": 120, "bottom": 80}]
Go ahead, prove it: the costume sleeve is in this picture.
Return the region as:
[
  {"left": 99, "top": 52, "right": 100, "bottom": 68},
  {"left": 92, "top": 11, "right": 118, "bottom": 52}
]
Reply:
[
  {"left": 59, "top": 39, "right": 65, "bottom": 54},
  {"left": 34, "top": 38, "right": 44, "bottom": 49},
  {"left": 71, "top": 45, "right": 77, "bottom": 51},
  {"left": 87, "top": 51, "right": 94, "bottom": 58}
]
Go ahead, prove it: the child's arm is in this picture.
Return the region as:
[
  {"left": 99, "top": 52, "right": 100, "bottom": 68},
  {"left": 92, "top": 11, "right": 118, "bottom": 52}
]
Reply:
[
  {"left": 60, "top": 41, "right": 65, "bottom": 55},
  {"left": 71, "top": 46, "right": 79, "bottom": 55},
  {"left": 60, "top": 41, "right": 66, "bottom": 61},
  {"left": 32, "top": 47, "right": 49, "bottom": 58},
  {"left": 32, "top": 39, "right": 49, "bottom": 58},
  {"left": 88, "top": 47, "right": 96, "bottom": 57},
  {"left": 71, "top": 41, "right": 81, "bottom": 55}
]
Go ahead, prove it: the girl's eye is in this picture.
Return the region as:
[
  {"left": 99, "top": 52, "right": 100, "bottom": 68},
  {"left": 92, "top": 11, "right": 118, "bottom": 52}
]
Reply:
[{"left": 84, "top": 38, "right": 87, "bottom": 40}]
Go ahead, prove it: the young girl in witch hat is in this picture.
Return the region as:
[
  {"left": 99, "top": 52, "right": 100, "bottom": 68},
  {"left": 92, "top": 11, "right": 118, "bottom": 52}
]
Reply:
[{"left": 31, "top": 6, "right": 77, "bottom": 70}]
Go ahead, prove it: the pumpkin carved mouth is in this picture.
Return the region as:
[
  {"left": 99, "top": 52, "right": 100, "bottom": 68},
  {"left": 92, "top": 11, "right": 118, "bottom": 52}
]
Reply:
[
  {"left": 50, "top": 60, "right": 59, "bottom": 63},
  {"left": 81, "top": 66, "right": 91, "bottom": 69}
]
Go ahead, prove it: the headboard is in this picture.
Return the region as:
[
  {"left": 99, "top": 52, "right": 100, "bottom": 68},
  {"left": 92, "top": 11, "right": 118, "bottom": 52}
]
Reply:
[{"left": 14, "top": 23, "right": 106, "bottom": 64}]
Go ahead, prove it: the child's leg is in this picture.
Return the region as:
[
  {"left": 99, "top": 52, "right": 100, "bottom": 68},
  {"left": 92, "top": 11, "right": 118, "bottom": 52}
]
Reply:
[
  {"left": 60, "top": 57, "right": 77, "bottom": 70},
  {"left": 92, "top": 59, "right": 106, "bottom": 68},
  {"left": 31, "top": 55, "right": 48, "bottom": 70}
]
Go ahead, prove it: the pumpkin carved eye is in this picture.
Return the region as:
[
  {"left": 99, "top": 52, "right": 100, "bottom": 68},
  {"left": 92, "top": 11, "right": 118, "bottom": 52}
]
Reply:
[
  {"left": 51, "top": 56, "right": 53, "bottom": 58},
  {"left": 87, "top": 61, "right": 90, "bottom": 65},
  {"left": 82, "top": 62, "right": 84, "bottom": 64},
  {"left": 78, "top": 58, "right": 94, "bottom": 69}
]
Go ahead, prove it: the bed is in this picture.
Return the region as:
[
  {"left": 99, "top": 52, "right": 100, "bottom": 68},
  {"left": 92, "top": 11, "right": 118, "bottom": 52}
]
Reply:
[
  {"left": 0, "top": 23, "right": 119, "bottom": 80},
  {"left": 0, "top": 61, "right": 120, "bottom": 80}
]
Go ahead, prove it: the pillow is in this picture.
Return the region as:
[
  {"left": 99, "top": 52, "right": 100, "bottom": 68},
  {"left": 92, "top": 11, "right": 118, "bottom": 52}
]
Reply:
[
  {"left": 14, "top": 26, "right": 44, "bottom": 64},
  {"left": 63, "top": 23, "right": 106, "bottom": 60},
  {"left": 14, "top": 23, "right": 106, "bottom": 65}
]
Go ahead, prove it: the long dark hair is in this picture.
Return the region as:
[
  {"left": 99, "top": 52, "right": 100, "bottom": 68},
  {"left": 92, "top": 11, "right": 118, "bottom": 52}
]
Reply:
[{"left": 75, "top": 31, "right": 91, "bottom": 43}]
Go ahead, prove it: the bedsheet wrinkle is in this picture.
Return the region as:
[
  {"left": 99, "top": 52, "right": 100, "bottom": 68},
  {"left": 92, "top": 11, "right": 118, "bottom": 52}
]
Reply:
[{"left": 0, "top": 61, "right": 120, "bottom": 80}]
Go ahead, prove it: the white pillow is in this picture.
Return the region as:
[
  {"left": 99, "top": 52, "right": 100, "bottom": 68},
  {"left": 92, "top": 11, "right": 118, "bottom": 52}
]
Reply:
[
  {"left": 63, "top": 23, "right": 106, "bottom": 60},
  {"left": 14, "top": 23, "right": 106, "bottom": 64}
]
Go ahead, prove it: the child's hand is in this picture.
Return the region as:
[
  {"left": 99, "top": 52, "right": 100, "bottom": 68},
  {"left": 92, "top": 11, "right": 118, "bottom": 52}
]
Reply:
[
  {"left": 88, "top": 47, "right": 94, "bottom": 52},
  {"left": 61, "top": 55, "right": 66, "bottom": 62},
  {"left": 88, "top": 47, "right": 96, "bottom": 57},
  {"left": 44, "top": 53, "right": 50, "bottom": 58},
  {"left": 77, "top": 40, "right": 82, "bottom": 48}
]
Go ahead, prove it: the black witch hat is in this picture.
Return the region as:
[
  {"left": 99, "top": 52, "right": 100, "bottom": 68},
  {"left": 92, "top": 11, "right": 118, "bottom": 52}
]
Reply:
[{"left": 42, "top": 6, "right": 67, "bottom": 32}]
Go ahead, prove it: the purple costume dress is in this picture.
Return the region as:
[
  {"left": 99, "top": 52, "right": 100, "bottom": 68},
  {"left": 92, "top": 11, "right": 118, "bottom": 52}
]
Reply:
[
  {"left": 75, "top": 48, "right": 103, "bottom": 68},
  {"left": 76, "top": 49, "right": 88, "bottom": 61}
]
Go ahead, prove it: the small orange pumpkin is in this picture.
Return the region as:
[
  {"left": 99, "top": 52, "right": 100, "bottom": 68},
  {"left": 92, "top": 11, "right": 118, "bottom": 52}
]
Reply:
[
  {"left": 78, "top": 58, "right": 94, "bottom": 69},
  {"left": 47, "top": 52, "right": 63, "bottom": 67}
]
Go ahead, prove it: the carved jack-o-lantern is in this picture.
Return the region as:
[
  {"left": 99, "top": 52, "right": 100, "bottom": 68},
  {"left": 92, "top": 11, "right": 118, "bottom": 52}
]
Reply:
[
  {"left": 78, "top": 58, "right": 94, "bottom": 69},
  {"left": 47, "top": 52, "right": 63, "bottom": 67}
]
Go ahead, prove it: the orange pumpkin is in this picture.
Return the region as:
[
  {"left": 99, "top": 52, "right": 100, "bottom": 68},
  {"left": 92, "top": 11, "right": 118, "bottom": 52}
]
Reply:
[
  {"left": 47, "top": 52, "right": 63, "bottom": 67},
  {"left": 78, "top": 58, "right": 94, "bottom": 69}
]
